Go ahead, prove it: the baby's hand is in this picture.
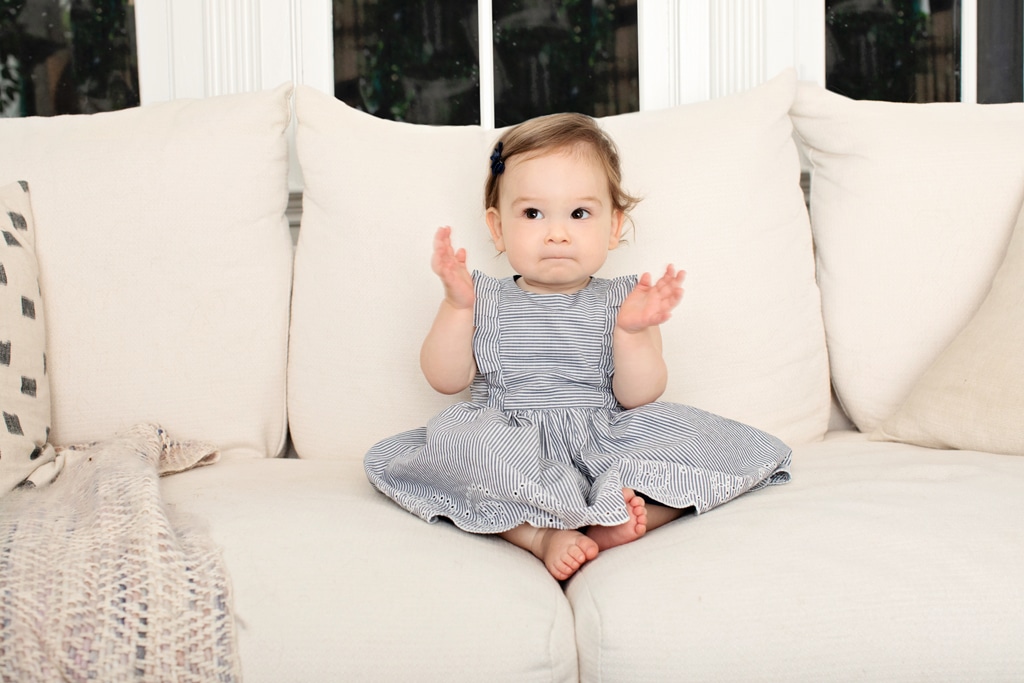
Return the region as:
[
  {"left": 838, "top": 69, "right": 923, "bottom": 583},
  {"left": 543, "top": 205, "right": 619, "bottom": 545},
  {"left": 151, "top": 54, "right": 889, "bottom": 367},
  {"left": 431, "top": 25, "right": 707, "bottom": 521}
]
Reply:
[
  {"left": 616, "top": 265, "right": 686, "bottom": 333},
  {"left": 432, "top": 226, "right": 475, "bottom": 309}
]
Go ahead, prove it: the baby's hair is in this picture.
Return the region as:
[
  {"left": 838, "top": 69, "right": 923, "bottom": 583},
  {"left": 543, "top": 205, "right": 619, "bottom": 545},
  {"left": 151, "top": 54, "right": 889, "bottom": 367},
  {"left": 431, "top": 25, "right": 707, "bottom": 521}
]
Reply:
[{"left": 484, "top": 113, "right": 641, "bottom": 231}]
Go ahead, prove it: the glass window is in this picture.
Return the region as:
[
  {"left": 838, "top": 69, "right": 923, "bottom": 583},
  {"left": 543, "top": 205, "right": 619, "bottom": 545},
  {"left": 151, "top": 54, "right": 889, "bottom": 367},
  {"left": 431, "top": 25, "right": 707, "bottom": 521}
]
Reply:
[
  {"left": 491, "top": 0, "right": 638, "bottom": 126},
  {"left": 826, "top": 0, "right": 1024, "bottom": 103},
  {"left": 333, "top": 0, "right": 639, "bottom": 126},
  {"left": 333, "top": 0, "right": 480, "bottom": 125},
  {"left": 978, "top": 0, "right": 1023, "bottom": 103},
  {"left": 1, "top": 0, "right": 138, "bottom": 117},
  {"left": 826, "top": 0, "right": 961, "bottom": 102}
]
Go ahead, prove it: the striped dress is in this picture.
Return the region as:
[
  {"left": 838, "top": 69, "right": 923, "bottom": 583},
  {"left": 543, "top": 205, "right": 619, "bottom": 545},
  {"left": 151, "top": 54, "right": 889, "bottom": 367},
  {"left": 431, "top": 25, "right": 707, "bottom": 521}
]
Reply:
[{"left": 364, "top": 271, "right": 792, "bottom": 533}]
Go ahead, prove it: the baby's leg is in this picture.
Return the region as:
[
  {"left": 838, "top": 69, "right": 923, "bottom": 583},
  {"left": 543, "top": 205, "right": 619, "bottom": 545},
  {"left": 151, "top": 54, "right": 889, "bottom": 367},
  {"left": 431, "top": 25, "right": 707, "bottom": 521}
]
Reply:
[
  {"left": 500, "top": 525, "right": 599, "bottom": 581},
  {"left": 645, "top": 500, "right": 684, "bottom": 531},
  {"left": 585, "top": 488, "right": 648, "bottom": 550}
]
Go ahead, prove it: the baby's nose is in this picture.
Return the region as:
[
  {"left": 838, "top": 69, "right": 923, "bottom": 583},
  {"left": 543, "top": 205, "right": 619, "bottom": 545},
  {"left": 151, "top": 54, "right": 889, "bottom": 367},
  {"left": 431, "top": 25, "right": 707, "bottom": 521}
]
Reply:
[{"left": 546, "top": 221, "right": 570, "bottom": 242}]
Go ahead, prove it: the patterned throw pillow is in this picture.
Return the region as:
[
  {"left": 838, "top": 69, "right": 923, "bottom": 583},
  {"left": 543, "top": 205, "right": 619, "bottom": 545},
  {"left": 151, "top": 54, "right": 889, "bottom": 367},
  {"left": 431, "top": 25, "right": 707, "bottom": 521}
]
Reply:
[{"left": 0, "top": 181, "right": 54, "bottom": 496}]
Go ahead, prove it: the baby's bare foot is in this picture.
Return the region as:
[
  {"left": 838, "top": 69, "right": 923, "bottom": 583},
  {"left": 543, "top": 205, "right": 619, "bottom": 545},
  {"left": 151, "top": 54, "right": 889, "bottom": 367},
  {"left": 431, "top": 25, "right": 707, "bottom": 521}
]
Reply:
[
  {"left": 586, "top": 488, "right": 648, "bottom": 551},
  {"left": 533, "top": 529, "right": 600, "bottom": 580}
]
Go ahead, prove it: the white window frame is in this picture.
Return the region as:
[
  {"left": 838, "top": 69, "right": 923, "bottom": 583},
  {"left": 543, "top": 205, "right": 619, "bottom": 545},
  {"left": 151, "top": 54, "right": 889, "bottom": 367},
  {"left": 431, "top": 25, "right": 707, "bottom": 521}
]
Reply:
[
  {"left": 135, "top": 0, "right": 828, "bottom": 112},
  {"left": 637, "top": 0, "right": 825, "bottom": 109},
  {"left": 133, "top": 0, "right": 1002, "bottom": 109},
  {"left": 962, "top": 0, "right": 979, "bottom": 103},
  {"left": 135, "top": 0, "right": 333, "bottom": 103}
]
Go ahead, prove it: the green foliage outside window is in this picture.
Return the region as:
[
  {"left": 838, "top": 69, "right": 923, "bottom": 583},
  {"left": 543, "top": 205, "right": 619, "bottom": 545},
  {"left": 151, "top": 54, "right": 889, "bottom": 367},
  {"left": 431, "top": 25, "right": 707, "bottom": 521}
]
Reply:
[
  {"left": 0, "top": 0, "right": 138, "bottom": 117},
  {"left": 334, "top": 0, "right": 638, "bottom": 126},
  {"left": 335, "top": 0, "right": 480, "bottom": 125},
  {"left": 826, "top": 0, "right": 959, "bottom": 102},
  {"left": 492, "top": 0, "right": 637, "bottom": 125}
]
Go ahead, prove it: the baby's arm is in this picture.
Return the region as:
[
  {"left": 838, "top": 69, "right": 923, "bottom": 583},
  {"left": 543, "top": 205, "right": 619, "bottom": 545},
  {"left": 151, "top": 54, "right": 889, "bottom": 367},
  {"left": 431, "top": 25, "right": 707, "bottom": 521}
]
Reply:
[
  {"left": 612, "top": 265, "right": 686, "bottom": 409},
  {"left": 420, "top": 226, "right": 478, "bottom": 394}
]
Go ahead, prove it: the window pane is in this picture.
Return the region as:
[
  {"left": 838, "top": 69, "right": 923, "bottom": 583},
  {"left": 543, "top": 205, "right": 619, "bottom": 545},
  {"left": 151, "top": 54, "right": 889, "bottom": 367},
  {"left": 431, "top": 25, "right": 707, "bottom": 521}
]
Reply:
[
  {"left": 492, "top": 0, "right": 638, "bottom": 126},
  {"left": 825, "top": 0, "right": 960, "bottom": 102},
  {"left": 333, "top": 0, "right": 480, "bottom": 125},
  {"left": 978, "top": 0, "right": 1023, "bottom": 103},
  {"left": 1, "top": 0, "right": 138, "bottom": 117}
]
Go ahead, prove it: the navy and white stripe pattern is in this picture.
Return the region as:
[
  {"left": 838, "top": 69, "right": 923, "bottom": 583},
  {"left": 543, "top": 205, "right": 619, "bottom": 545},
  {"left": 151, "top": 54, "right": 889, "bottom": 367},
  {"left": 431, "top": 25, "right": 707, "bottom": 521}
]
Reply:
[{"left": 364, "top": 272, "right": 792, "bottom": 533}]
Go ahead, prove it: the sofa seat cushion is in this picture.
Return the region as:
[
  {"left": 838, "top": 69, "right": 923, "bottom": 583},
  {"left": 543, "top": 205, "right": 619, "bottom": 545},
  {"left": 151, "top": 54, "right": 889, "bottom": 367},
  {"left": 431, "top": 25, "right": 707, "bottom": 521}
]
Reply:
[
  {"left": 565, "top": 433, "right": 1024, "bottom": 682},
  {"left": 160, "top": 458, "right": 578, "bottom": 683}
]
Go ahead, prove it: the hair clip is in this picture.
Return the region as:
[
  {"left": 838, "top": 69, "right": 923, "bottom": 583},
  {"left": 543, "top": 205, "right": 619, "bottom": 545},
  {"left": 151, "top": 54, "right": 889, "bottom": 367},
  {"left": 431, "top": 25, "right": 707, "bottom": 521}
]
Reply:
[{"left": 490, "top": 142, "right": 505, "bottom": 176}]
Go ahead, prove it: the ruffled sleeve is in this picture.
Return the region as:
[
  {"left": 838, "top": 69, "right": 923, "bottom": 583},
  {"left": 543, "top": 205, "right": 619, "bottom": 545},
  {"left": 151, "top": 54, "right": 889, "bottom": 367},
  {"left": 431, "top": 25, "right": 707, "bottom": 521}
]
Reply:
[
  {"left": 606, "top": 274, "right": 639, "bottom": 312},
  {"left": 471, "top": 270, "right": 503, "bottom": 381},
  {"left": 603, "top": 274, "right": 639, "bottom": 384}
]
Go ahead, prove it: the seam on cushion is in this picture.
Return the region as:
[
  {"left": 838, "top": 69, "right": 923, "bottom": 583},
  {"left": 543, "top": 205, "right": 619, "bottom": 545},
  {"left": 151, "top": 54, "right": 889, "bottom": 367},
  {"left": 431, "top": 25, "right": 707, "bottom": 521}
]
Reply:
[
  {"left": 568, "top": 574, "right": 601, "bottom": 683},
  {"left": 273, "top": 211, "right": 296, "bottom": 459},
  {"left": 547, "top": 588, "right": 557, "bottom": 683},
  {"left": 549, "top": 584, "right": 573, "bottom": 683}
]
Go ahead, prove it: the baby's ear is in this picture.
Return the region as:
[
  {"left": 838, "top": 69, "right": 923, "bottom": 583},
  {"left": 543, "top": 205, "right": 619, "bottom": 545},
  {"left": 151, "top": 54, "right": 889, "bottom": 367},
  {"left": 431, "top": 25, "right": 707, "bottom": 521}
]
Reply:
[
  {"left": 486, "top": 207, "right": 506, "bottom": 252},
  {"left": 608, "top": 210, "right": 626, "bottom": 250}
]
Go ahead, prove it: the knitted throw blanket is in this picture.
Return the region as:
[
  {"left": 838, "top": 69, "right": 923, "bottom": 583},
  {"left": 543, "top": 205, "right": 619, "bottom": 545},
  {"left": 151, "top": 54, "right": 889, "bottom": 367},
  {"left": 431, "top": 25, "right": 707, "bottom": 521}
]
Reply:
[{"left": 0, "top": 424, "right": 240, "bottom": 682}]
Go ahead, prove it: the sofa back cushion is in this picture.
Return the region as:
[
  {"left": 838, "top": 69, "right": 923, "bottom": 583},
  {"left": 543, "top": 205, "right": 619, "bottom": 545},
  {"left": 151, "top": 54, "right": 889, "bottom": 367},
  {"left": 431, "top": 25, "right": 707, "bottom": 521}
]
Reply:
[
  {"left": 791, "top": 83, "right": 1024, "bottom": 433},
  {"left": 872, "top": 191, "right": 1024, "bottom": 455},
  {"left": 289, "top": 70, "right": 830, "bottom": 461},
  {"left": 0, "top": 85, "right": 294, "bottom": 458}
]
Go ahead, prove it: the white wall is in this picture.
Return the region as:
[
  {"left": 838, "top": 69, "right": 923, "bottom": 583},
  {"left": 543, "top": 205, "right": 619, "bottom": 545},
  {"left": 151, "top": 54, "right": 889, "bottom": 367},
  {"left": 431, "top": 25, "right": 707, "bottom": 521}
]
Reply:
[
  {"left": 135, "top": 0, "right": 332, "bottom": 102},
  {"left": 639, "top": 0, "right": 824, "bottom": 109}
]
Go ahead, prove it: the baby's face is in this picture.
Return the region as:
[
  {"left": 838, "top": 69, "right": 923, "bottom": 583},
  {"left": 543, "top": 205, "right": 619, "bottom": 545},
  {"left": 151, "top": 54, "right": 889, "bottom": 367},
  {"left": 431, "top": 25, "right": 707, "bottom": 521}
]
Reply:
[{"left": 487, "top": 147, "right": 623, "bottom": 295}]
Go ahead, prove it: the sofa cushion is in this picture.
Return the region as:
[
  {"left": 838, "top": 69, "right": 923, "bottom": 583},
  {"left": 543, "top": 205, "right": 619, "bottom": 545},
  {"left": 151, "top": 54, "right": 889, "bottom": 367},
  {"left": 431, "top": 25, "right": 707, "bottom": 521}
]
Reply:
[
  {"left": 0, "top": 181, "right": 55, "bottom": 495},
  {"left": 873, "top": 193, "right": 1024, "bottom": 455},
  {"left": 159, "top": 458, "right": 579, "bottom": 683},
  {"left": 0, "top": 85, "right": 294, "bottom": 458},
  {"left": 289, "top": 69, "right": 829, "bottom": 462},
  {"left": 566, "top": 433, "right": 1024, "bottom": 681},
  {"left": 791, "top": 83, "right": 1024, "bottom": 433}
]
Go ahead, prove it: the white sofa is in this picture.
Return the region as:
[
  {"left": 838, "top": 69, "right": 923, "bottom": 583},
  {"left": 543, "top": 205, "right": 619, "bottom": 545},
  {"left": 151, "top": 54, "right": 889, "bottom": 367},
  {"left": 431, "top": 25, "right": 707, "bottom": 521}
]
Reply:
[{"left": 1, "top": 69, "right": 1022, "bottom": 682}]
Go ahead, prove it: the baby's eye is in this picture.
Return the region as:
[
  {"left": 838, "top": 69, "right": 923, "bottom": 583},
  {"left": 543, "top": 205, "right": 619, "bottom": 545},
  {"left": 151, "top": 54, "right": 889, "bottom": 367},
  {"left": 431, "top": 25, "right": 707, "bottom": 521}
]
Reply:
[
  {"left": 524, "top": 208, "right": 543, "bottom": 220},
  {"left": 571, "top": 208, "right": 591, "bottom": 219}
]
